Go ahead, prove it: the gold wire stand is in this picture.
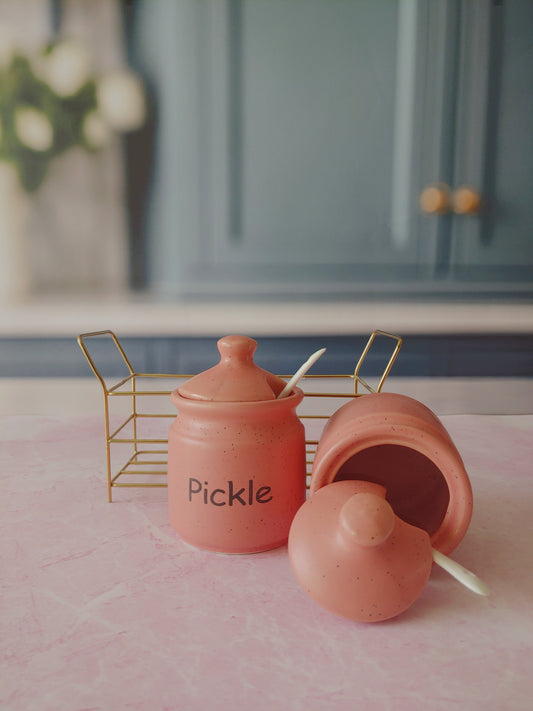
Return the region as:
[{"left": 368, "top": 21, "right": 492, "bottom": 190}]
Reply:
[{"left": 77, "top": 330, "right": 402, "bottom": 502}]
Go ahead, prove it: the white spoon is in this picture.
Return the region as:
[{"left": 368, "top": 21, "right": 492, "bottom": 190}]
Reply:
[
  {"left": 277, "top": 348, "right": 327, "bottom": 399},
  {"left": 432, "top": 548, "right": 490, "bottom": 596}
]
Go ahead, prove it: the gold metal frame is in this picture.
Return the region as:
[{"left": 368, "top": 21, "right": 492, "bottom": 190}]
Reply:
[
  {"left": 353, "top": 329, "right": 403, "bottom": 395},
  {"left": 78, "top": 330, "right": 402, "bottom": 502}
]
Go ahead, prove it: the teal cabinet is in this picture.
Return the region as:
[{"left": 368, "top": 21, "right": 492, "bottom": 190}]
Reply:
[
  {"left": 449, "top": 0, "right": 533, "bottom": 290},
  {"left": 132, "top": 0, "right": 533, "bottom": 299}
]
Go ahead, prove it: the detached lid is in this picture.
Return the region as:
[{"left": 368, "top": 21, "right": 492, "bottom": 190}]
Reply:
[{"left": 178, "top": 335, "right": 287, "bottom": 402}]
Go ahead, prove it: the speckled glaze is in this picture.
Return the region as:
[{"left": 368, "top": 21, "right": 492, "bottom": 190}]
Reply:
[
  {"left": 167, "top": 336, "right": 307, "bottom": 554},
  {"left": 309, "top": 393, "right": 473, "bottom": 556},
  {"left": 288, "top": 480, "right": 434, "bottom": 622}
]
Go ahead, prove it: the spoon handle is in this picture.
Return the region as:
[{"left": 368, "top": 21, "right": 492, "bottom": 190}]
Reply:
[
  {"left": 277, "top": 348, "right": 327, "bottom": 399},
  {"left": 432, "top": 548, "right": 490, "bottom": 597}
]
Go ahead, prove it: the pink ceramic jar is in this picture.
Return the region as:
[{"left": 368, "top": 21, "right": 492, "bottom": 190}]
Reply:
[
  {"left": 167, "top": 335, "right": 307, "bottom": 554},
  {"left": 309, "top": 392, "right": 473, "bottom": 556}
]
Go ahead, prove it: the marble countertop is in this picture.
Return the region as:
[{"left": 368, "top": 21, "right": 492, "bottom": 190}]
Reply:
[
  {"left": 2, "top": 293, "right": 533, "bottom": 336},
  {"left": 2, "top": 405, "right": 533, "bottom": 709}
]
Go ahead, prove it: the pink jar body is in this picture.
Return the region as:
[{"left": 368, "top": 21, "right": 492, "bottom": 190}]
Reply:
[
  {"left": 310, "top": 392, "right": 473, "bottom": 556},
  {"left": 168, "top": 388, "right": 306, "bottom": 554}
]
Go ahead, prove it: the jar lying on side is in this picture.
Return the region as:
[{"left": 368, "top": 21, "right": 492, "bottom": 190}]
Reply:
[{"left": 309, "top": 392, "right": 473, "bottom": 555}]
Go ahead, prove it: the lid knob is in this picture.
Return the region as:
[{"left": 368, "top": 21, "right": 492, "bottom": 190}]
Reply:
[
  {"left": 217, "top": 335, "right": 257, "bottom": 364},
  {"left": 339, "top": 493, "right": 395, "bottom": 548}
]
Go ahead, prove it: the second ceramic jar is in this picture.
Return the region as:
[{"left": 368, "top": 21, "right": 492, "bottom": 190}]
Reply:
[
  {"left": 167, "top": 335, "right": 307, "bottom": 554},
  {"left": 309, "top": 392, "right": 473, "bottom": 556}
]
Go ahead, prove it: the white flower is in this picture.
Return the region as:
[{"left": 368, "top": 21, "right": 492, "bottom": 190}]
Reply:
[
  {"left": 96, "top": 71, "right": 146, "bottom": 132},
  {"left": 41, "top": 39, "right": 92, "bottom": 97},
  {"left": 0, "top": 23, "right": 16, "bottom": 70},
  {"left": 83, "top": 110, "right": 111, "bottom": 149},
  {"left": 15, "top": 107, "right": 53, "bottom": 151}
]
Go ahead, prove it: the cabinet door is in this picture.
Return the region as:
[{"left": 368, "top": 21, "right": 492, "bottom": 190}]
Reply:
[
  {"left": 139, "top": 0, "right": 457, "bottom": 298},
  {"left": 449, "top": 0, "right": 533, "bottom": 294}
]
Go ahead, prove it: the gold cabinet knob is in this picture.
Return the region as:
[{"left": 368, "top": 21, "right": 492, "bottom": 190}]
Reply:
[
  {"left": 452, "top": 185, "right": 481, "bottom": 215},
  {"left": 419, "top": 184, "right": 452, "bottom": 214}
]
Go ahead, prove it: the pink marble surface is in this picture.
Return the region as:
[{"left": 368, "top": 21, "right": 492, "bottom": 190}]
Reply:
[{"left": 1, "top": 414, "right": 533, "bottom": 711}]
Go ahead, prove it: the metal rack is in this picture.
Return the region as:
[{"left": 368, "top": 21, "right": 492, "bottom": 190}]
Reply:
[{"left": 77, "top": 330, "right": 402, "bottom": 502}]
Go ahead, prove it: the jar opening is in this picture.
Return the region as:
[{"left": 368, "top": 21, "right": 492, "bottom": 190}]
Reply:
[{"left": 333, "top": 444, "right": 450, "bottom": 536}]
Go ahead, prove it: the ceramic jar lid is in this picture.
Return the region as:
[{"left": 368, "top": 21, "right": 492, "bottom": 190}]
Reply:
[
  {"left": 178, "top": 335, "right": 287, "bottom": 402},
  {"left": 288, "top": 480, "right": 434, "bottom": 622}
]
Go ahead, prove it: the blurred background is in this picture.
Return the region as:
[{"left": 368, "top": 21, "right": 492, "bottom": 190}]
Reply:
[{"left": 0, "top": 0, "right": 532, "bottom": 381}]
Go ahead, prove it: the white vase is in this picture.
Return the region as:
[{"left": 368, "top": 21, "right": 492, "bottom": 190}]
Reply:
[{"left": 0, "top": 162, "right": 32, "bottom": 303}]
